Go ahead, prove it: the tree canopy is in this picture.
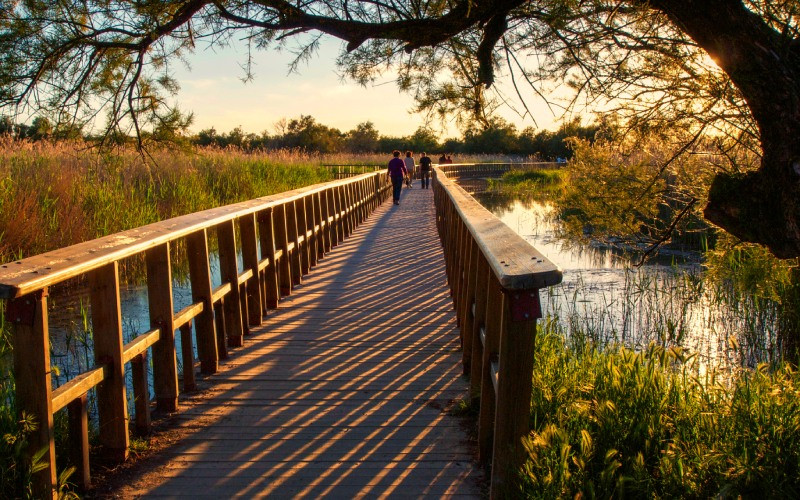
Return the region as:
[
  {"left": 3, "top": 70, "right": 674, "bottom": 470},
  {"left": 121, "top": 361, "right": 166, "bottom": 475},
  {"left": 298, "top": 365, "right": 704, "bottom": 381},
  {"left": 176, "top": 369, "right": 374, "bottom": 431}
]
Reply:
[{"left": 1, "top": 1, "right": 799, "bottom": 257}]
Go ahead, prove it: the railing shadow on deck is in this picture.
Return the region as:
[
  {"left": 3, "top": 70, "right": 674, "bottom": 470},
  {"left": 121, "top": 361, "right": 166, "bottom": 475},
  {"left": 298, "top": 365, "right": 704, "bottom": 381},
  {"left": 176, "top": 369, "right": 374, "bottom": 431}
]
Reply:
[
  {"left": 0, "top": 171, "right": 391, "bottom": 497},
  {"left": 115, "top": 198, "right": 474, "bottom": 497}
]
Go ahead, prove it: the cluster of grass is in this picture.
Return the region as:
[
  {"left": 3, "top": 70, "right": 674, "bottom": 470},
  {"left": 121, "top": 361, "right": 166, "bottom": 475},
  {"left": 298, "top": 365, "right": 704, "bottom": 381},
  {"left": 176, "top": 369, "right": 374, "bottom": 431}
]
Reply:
[
  {"left": 0, "top": 139, "right": 337, "bottom": 263},
  {"left": 522, "top": 325, "right": 800, "bottom": 498},
  {"left": 486, "top": 169, "right": 566, "bottom": 196}
]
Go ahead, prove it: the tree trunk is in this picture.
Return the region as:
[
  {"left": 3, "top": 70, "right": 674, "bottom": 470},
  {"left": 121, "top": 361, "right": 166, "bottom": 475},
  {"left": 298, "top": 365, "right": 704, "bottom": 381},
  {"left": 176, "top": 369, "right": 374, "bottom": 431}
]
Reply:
[{"left": 648, "top": 0, "right": 800, "bottom": 258}]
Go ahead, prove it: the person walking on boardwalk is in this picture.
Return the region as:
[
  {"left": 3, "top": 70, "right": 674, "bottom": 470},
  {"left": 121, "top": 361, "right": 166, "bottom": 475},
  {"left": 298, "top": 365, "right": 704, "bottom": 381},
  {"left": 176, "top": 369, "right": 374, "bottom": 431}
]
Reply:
[
  {"left": 387, "top": 150, "right": 408, "bottom": 205},
  {"left": 403, "top": 151, "right": 415, "bottom": 188},
  {"left": 419, "top": 152, "right": 432, "bottom": 189}
]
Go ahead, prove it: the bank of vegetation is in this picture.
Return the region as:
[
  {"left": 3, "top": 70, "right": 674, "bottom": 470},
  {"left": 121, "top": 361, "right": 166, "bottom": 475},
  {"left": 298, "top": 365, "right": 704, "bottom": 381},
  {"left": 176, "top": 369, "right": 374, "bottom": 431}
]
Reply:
[{"left": 486, "top": 135, "right": 800, "bottom": 497}]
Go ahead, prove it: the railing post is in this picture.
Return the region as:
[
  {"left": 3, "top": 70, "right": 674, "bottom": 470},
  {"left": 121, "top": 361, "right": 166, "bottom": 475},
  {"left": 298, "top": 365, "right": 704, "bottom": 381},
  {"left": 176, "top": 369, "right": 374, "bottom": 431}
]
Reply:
[
  {"left": 258, "top": 208, "right": 281, "bottom": 309},
  {"left": 217, "top": 220, "right": 245, "bottom": 347},
  {"left": 321, "top": 189, "right": 334, "bottom": 252},
  {"left": 479, "top": 276, "right": 503, "bottom": 465},
  {"left": 89, "top": 262, "right": 129, "bottom": 462},
  {"left": 240, "top": 212, "right": 264, "bottom": 326},
  {"left": 459, "top": 235, "right": 478, "bottom": 374},
  {"left": 130, "top": 352, "right": 151, "bottom": 433},
  {"left": 334, "top": 185, "right": 345, "bottom": 243},
  {"left": 314, "top": 192, "right": 326, "bottom": 259},
  {"left": 179, "top": 323, "right": 197, "bottom": 391},
  {"left": 146, "top": 243, "right": 179, "bottom": 412},
  {"left": 296, "top": 198, "right": 311, "bottom": 276},
  {"left": 67, "top": 394, "right": 90, "bottom": 491},
  {"left": 186, "top": 229, "right": 218, "bottom": 374},
  {"left": 490, "top": 287, "right": 541, "bottom": 497},
  {"left": 286, "top": 201, "right": 303, "bottom": 286},
  {"left": 470, "top": 250, "right": 490, "bottom": 401},
  {"left": 9, "top": 289, "right": 57, "bottom": 498},
  {"left": 274, "top": 203, "right": 293, "bottom": 296}
]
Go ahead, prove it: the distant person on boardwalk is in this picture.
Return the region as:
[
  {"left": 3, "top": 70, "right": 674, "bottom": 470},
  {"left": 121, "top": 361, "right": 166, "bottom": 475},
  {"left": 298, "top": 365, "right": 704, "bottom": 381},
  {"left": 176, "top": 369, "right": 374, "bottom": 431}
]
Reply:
[
  {"left": 419, "top": 152, "right": 432, "bottom": 189},
  {"left": 387, "top": 150, "right": 408, "bottom": 205},
  {"left": 438, "top": 153, "right": 447, "bottom": 164},
  {"left": 404, "top": 151, "right": 415, "bottom": 188},
  {"left": 445, "top": 154, "right": 453, "bottom": 164}
]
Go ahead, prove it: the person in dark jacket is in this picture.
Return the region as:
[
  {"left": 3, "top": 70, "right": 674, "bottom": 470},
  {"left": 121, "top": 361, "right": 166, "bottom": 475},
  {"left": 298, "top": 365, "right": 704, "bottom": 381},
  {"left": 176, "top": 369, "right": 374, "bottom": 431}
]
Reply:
[
  {"left": 387, "top": 150, "right": 408, "bottom": 205},
  {"left": 418, "top": 152, "right": 432, "bottom": 189}
]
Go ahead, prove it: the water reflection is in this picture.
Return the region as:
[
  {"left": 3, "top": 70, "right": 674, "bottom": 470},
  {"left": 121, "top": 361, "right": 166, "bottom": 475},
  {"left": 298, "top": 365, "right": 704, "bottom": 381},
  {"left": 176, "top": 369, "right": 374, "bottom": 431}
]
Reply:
[{"left": 473, "top": 188, "right": 779, "bottom": 377}]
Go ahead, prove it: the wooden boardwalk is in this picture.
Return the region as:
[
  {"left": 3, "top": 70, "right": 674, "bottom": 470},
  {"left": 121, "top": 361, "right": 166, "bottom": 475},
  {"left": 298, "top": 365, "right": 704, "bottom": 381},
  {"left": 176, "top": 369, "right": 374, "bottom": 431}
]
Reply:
[{"left": 115, "top": 185, "right": 484, "bottom": 498}]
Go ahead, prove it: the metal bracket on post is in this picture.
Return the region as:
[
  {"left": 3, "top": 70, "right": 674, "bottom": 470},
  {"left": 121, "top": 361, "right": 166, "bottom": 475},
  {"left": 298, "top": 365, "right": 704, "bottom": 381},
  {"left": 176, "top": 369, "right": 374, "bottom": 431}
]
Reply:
[
  {"left": 7, "top": 289, "right": 47, "bottom": 326},
  {"left": 507, "top": 289, "right": 542, "bottom": 322}
]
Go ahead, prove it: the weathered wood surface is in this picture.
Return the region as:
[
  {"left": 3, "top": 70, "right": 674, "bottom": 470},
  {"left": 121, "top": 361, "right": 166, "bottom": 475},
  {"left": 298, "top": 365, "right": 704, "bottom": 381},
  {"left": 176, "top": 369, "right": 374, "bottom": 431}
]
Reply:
[{"left": 116, "top": 186, "right": 483, "bottom": 498}]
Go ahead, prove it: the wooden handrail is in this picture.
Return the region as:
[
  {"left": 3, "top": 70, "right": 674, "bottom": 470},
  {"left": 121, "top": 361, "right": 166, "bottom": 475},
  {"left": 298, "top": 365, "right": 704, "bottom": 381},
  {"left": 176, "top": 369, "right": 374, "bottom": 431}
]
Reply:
[
  {"left": 432, "top": 165, "right": 562, "bottom": 498},
  {"left": 0, "top": 171, "right": 391, "bottom": 496},
  {"left": 0, "top": 173, "right": 381, "bottom": 300}
]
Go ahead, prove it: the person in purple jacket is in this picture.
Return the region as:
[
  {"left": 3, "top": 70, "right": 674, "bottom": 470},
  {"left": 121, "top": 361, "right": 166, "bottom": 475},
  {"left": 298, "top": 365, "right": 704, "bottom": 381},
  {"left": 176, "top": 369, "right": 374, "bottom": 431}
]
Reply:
[{"left": 387, "top": 150, "right": 408, "bottom": 205}]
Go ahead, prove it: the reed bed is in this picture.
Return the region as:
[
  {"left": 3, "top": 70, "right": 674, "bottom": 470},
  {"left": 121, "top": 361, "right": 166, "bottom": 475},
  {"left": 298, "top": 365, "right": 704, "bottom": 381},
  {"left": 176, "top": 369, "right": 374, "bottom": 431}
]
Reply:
[{"left": 523, "top": 325, "right": 800, "bottom": 498}]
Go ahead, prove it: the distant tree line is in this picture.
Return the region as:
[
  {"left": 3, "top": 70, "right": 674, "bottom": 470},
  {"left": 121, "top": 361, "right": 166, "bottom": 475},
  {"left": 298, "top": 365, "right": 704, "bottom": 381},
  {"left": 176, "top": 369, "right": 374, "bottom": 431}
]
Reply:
[{"left": 0, "top": 113, "right": 602, "bottom": 160}]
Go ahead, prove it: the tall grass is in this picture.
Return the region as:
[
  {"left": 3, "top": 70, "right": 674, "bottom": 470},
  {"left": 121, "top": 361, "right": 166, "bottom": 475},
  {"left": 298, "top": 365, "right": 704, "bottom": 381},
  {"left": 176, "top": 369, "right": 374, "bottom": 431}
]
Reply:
[
  {"left": 0, "top": 139, "right": 339, "bottom": 263},
  {"left": 523, "top": 324, "right": 800, "bottom": 498}
]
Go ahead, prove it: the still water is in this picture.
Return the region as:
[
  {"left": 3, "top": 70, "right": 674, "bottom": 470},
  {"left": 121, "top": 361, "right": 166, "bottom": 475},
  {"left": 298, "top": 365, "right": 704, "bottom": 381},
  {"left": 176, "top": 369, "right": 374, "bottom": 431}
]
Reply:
[{"left": 473, "top": 189, "right": 780, "bottom": 377}]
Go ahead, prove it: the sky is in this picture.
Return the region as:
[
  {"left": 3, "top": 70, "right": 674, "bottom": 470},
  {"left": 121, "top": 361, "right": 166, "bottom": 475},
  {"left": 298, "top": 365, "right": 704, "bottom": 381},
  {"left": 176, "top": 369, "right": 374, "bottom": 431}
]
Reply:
[{"left": 170, "top": 37, "right": 562, "bottom": 139}]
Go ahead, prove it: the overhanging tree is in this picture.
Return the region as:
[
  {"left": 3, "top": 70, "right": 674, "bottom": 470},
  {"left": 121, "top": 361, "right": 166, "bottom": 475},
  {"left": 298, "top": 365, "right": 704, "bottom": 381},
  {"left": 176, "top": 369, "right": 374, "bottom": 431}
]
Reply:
[{"left": 1, "top": 0, "right": 798, "bottom": 257}]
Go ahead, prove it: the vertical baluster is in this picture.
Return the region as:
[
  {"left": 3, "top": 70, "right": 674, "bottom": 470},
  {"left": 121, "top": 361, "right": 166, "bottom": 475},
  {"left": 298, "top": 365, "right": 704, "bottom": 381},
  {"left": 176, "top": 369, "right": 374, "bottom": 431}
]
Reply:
[
  {"left": 343, "top": 183, "right": 354, "bottom": 237},
  {"left": 179, "top": 323, "right": 196, "bottom": 391},
  {"left": 259, "top": 208, "right": 281, "bottom": 309},
  {"left": 186, "top": 229, "right": 218, "bottom": 374},
  {"left": 311, "top": 191, "right": 328, "bottom": 262},
  {"left": 459, "top": 234, "right": 478, "bottom": 373},
  {"left": 470, "top": 250, "right": 490, "bottom": 401},
  {"left": 213, "top": 300, "right": 228, "bottom": 359},
  {"left": 274, "top": 203, "right": 293, "bottom": 296},
  {"left": 305, "top": 195, "right": 319, "bottom": 267},
  {"left": 240, "top": 213, "right": 263, "bottom": 326},
  {"left": 67, "top": 395, "right": 90, "bottom": 491},
  {"left": 89, "top": 262, "right": 129, "bottom": 460},
  {"left": 333, "top": 186, "right": 345, "bottom": 244},
  {"left": 286, "top": 201, "right": 303, "bottom": 285},
  {"left": 10, "top": 289, "right": 56, "bottom": 497},
  {"left": 478, "top": 275, "right": 503, "bottom": 464},
  {"left": 217, "top": 220, "right": 245, "bottom": 347},
  {"left": 319, "top": 190, "right": 332, "bottom": 254},
  {"left": 296, "top": 198, "right": 311, "bottom": 275},
  {"left": 491, "top": 288, "right": 540, "bottom": 497},
  {"left": 130, "top": 352, "right": 150, "bottom": 434},
  {"left": 146, "top": 243, "right": 178, "bottom": 412}
]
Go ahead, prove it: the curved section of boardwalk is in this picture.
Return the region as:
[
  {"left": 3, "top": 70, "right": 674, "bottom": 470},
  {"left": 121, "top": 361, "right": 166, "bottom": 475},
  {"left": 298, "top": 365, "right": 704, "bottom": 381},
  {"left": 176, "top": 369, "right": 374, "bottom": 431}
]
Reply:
[{"left": 119, "top": 185, "right": 483, "bottom": 498}]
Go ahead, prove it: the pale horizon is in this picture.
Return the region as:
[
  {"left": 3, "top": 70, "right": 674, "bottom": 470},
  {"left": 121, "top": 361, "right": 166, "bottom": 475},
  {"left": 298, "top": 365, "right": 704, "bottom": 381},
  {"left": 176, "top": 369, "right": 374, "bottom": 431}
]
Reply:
[{"left": 172, "top": 38, "right": 567, "bottom": 139}]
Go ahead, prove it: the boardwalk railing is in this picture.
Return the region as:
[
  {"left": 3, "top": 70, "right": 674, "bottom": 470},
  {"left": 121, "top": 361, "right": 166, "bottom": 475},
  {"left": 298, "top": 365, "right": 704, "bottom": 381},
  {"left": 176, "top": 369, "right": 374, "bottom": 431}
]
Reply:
[
  {"left": 433, "top": 166, "right": 563, "bottom": 497},
  {"left": 0, "top": 172, "right": 390, "bottom": 497},
  {"left": 321, "top": 164, "right": 384, "bottom": 179},
  {"left": 436, "top": 162, "right": 558, "bottom": 179}
]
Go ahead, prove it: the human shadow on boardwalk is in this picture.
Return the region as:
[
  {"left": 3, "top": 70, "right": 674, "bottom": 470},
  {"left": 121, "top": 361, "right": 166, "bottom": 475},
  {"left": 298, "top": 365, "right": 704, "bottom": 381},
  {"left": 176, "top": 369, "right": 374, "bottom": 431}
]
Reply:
[{"left": 109, "top": 187, "right": 483, "bottom": 498}]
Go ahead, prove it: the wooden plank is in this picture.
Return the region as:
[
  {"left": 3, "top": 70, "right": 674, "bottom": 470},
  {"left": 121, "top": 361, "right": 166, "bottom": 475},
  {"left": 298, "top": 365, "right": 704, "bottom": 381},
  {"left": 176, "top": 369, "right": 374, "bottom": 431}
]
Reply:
[
  {"left": 89, "top": 262, "right": 129, "bottom": 462},
  {"left": 217, "top": 220, "right": 244, "bottom": 347},
  {"left": 123, "top": 329, "right": 160, "bottom": 364},
  {"left": 130, "top": 353, "right": 151, "bottom": 434},
  {"left": 10, "top": 290, "right": 56, "bottom": 497},
  {"left": 239, "top": 212, "right": 264, "bottom": 326},
  {"left": 51, "top": 365, "right": 106, "bottom": 413},
  {"left": 435, "top": 170, "right": 562, "bottom": 290},
  {"left": 180, "top": 323, "right": 197, "bottom": 392},
  {"left": 173, "top": 301, "right": 204, "bottom": 331},
  {"left": 67, "top": 394, "right": 91, "bottom": 491},
  {"left": 258, "top": 208, "right": 281, "bottom": 309},
  {"left": 146, "top": 243, "right": 178, "bottom": 412},
  {"left": 186, "top": 229, "right": 218, "bottom": 374}
]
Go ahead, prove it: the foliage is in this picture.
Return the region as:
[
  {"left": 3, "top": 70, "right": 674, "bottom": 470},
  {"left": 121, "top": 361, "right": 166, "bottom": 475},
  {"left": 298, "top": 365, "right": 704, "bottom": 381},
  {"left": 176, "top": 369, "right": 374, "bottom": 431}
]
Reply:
[
  {"left": 522, "top": 328, "right": 800, "bottom": 498},
  {"left": 560, "top": 134, "right": 716, "bottom": 255}
]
